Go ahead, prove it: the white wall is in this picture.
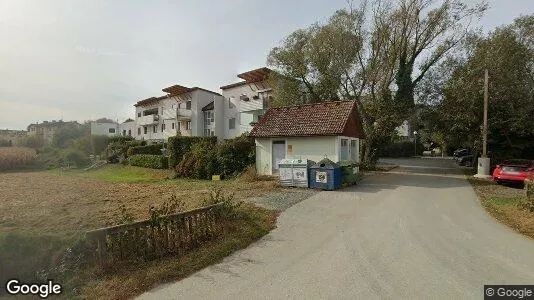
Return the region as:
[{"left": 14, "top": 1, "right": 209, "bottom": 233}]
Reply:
[
  {"left": 119, "top": 121, "right": 135, "bottom": 137},
  {"left": 221, "top": 81, "right": 271, "bottom": 139},
  {"left": 91, "top": 122, "right": 119, "bottom": 137},
  {"left": 191, "top": 90, "right": 223, "bottom": 137},
  {"left": 255, "top": 136, "right": 361, "bottom": 175}
]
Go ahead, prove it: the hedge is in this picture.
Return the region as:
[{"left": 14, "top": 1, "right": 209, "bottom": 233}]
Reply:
[
  {"left": 168, "top": 136, "right": 217, "bottom": 169},
  {"left": 175, "top": 134, "right": 255, "bottom": 179},
  {"left": 128, "top": 154, "right": 168, "bottom": 169},
  {"left": 127, "top": 144, "right": 164, "bottom": 156},
  {"left": 378, "top": 141, "right": 424, "bottom": 157}
]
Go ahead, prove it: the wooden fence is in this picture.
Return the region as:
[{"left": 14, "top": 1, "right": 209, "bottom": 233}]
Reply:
[{"left": 86, "top": 203, "right": 224, "bottom": 266}]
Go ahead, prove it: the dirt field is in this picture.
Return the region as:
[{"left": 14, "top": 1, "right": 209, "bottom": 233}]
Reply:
[{"left": 0, "top": 165, "right": 279, "bottom": 236}]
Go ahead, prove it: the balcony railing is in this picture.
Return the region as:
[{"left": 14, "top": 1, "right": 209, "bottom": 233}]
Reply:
[
  {"left": 177, "top": 108, "right": 192, "bottom": 119},
  {"left": 137, "top": 114, "right": 159, "bottom": 126}
]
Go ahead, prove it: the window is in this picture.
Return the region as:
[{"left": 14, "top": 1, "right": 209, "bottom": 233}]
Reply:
[
  {"left": 350, "top": 140, "right": 358, "bottom": 161},
  {"left": 144, "top": 126, "right": 147, "bottom": 134},
  {"left": 186, "top": 121, "right": 191, "bottom": 130},
  {"left": 161, "top": 123, "right": 165, "bottom": 131},
  {"left": 204, "top": 129, "right": 211, "bottom": 136},
  {"left": 138, "top": 128, "right": 141, "bottom": 135},
  {"left": 204, "top": 111, "right": 214, "bottom": 127},
  {"left": 128, "top": 130, "right": 131, "bottom": 136},
  {"left": 153, "top": 125, "right": 157, "bottom": 133},
  {"left": 171, "top": 122, "right": 175, "bottom": 130},
  {"left": 109, "top": 128, "right": 116, "bottom": 133},
  {"left": 137, "top": 112, "right": 141, "bottom": 117},
  {"left": 229, "top": 97, "right": 235, "bottom": 109},
  {"left": 123, "top": 130, "right": 126, "bottom": 136},
  {"left": 186, "top": 100, "right": 191, "bottom": 110},
  {"left": 177, "top": 122, "right": 181, "bottom": 131},
  {"left": 340, "top": 139, "right": 349, "bottom": 161},
  {"left": 229, "top": 118, "right": 236, "bottom": 130}
]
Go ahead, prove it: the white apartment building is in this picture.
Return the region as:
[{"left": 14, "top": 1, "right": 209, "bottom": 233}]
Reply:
[
  {"left": 220, "top": 67, "right": 274, "bottom": 139},
  {"left": 133, "top": 85, "right": 222, "bottom": 143},
  {"left": 119, "top": 119, "right": 135, "bottom": 137}
]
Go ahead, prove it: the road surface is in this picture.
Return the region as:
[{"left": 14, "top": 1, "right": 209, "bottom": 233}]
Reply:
[{"left": 139, "top": 158, "right": 534, "bottom": 299}]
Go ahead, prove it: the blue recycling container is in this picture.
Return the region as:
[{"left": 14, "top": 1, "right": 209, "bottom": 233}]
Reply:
[{"left": 309, "top": 158, "right": 343, "bottom": 190}]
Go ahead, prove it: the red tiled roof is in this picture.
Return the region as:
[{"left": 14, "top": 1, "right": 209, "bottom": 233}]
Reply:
[{"left": 249, "top": 100, "right": 365, "bottom": 139}]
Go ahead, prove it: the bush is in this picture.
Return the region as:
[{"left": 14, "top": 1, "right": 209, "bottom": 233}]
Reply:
[
  {"left": 127, "top": 144, "right": 165, "bottom": 156},
  {"left": 217, "top": 134, "right": 255, "bottom": 177},
  {"left": 174, "top": 135, "right": 255, "bottom": 179},
  {"left": 62, "top": 149, "right": 90, "bottom": 167},
  {"left": 103, "top": 138, "right": 144, "bottom": 162},
  {"left": 0, "top": 147, "right": 37, "bottom": 171},
  {"left": 91, "top": 135, "right": 110, "bottom": 155},
  {"left": 129, "top": 154, "right": 168, "bottom": 169},
  {"left": 168, "top": 136, "right": 217, "bottom": 169},
  {"left": 0, "top": 139, "right": 12, "bottom": 147},
  {"left": 175, "top": 140, "right": 217, "bottom": 179},
  {"left": 378, "top": 141, "right": 424, "bottom": 157},
  {"left": 18, "top": 135, "right": 45, "bottom": 149}
]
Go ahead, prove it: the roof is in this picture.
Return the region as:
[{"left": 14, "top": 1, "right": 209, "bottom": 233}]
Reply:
[
  {"left": 202, "top": 101, "right": 214, "bottom": 111},
  {"left": 162, "top": 85, "right": 221, "bottom": 97},
  {"left": 249, "top": 100, "right": 365, "bottom": 139},
  {"left": 220, "top": 67, "right": 272, "bottom": 90}
]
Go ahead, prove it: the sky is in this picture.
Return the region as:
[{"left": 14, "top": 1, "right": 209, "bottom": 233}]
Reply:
[{"left": 0, "top": 0, "right": 533, "bottom": 130}]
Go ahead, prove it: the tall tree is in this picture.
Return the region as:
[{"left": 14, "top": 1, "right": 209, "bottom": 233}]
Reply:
[{"left": 267, "top": 0, "right": 485, "bottom": 164}]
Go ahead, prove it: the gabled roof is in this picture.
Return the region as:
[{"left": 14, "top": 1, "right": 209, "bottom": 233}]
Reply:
[
  {"left": 249, "top": 100, "right": 365, "bottom": 139},
  {"left": 202, "top": 101, "right": 214, "bottom": 111}
]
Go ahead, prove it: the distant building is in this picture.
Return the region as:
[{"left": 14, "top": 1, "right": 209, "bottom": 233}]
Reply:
[
  {"left": 119, "top": 118, "right": 135, "bottom": 137},
  {"left": 90, "top": 119, "right": 119, "bottom": 137},
  {"left": 27, "top": 120, "right": 80, "bottom": 145},
  {"left": 0, "top": 129, "right": 27, "bottom": 146}
]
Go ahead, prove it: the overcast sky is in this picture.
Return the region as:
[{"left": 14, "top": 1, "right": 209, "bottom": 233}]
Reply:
[{"left": 0, "top": 0, "right": 533, "bottom": 130}]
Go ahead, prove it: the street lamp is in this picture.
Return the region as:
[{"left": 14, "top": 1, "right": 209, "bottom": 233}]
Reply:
[
  {"left": 413, "top": 131, "right": 418, "bottom": 157},
  {"left": 475, "top": 69, "right": 491, "bottom": 178}
]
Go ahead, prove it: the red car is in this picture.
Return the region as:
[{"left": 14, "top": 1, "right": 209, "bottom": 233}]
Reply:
[{"left": 492, "top": 159, "right": 534, "bottom": 184}]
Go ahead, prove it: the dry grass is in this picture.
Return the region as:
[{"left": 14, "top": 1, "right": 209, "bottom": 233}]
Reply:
[
  {"left": 0, "top": 165, "right": 280, "bottom": 237},
  {"left": 0, "top": 147, "right": 36, "bottom": 171},
  {"left": 467, "top": 177, "right": 534, "bottom": 238}
]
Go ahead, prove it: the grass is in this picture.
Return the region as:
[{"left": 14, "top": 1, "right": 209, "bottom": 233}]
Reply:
[
  {"left": 466, "top": 176, "right": 534, "bottom": 238},
  {"left": 1, "top": 164, "right": 282, "bottom": 299}
]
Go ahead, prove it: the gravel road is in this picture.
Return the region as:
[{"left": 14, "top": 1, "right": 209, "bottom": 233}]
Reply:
[{"left": 139, "top": 158, "right": 534, "bottom": 299}]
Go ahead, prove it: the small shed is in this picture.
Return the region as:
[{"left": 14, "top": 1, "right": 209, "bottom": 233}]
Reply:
[{"left": 249, "top": 100, "right": 365, "bottom": 176}]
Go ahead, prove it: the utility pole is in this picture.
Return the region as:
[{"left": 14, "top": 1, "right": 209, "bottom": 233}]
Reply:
[
  {"left": 482, "top": 69, "right": 489, "bottom": 158},
  {"left": 475, "top": 69, "right": 491, "bottom": 178}
]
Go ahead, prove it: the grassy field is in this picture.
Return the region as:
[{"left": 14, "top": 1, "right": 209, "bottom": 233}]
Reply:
[
  {"left": 0, "top": 164, "right": 281, "bottom": 299},
  {"left": 467, "top": 175, "right": 534, "bottom": 238}
]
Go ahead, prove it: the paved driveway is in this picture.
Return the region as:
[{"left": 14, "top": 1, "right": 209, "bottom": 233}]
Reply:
[{"left": 139, "top": 158, "right": 534, "bottom": 299}]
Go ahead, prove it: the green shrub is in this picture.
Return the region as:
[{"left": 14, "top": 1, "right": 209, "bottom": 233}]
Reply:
[
  {"left": 168, "top": 136, "right": 217, "bottom": 169},
  {"left": 104, "top": 138, "right": 144, "bottom": 162},
  {"left": 127, "top": 144, "right": 164, "bottom": 156},
  {"left": 90, "top": 135, "right": 110, "bottom": 155},
  {"left": 129, "top": 154, "right": 168, "bottom": 169},
  {"left": 175, "top": 140, "right": 217, "bottom": 179},
  {"left": 526, "top": 178, "right": 534, "bottom": 211},
  {"left": 378, "top": 140, "right": 424, "bottom": 157},
  {"left": 217, "top": 134, "right": 255, "bottom": 177},
  {"left": 62, "top": 149, "right": 90, "bottom": 167}
]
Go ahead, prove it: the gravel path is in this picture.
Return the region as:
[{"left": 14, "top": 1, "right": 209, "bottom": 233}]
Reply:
[{"left": 244, "top": 189, "right": 319, "bottom": 211}]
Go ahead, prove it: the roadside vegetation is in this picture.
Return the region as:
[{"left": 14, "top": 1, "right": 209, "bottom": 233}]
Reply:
[
  {"left": 467, "top": 172, "right": 534, "bottom": 239},
  {"left": 0, "top": 147, "right": 36, "bottom": 171}
]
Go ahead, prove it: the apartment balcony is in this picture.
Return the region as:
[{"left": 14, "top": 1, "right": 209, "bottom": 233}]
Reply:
[
  {"left": 177, "top": 108, "right": 192, "bottom": 120},
  {"left": 137, "top": 114, "right": 159, "bottom": 126},
  {"left": 161, "top": 108, "right": 177, "bottom": 120}
]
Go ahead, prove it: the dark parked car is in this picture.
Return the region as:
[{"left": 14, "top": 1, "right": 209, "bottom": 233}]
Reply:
[
  {"left": 453, "top": 148, "right": 469, "bottom": 158},
  {"left": 492, "top": 159, "right": 534, "bottom": 184},
  {"left": 457, "top": 154, "right": 475, "bottom": 167}
]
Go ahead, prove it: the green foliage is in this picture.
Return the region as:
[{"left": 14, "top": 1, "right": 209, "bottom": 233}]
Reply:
[
  {"left": 378, "top": 140, "right": 424, "bottom": 157},
  {"left": 52, "top": 123, "right": 88, "bottom": 148},
  {"left": 18, "top": 135, "right": 45, "bottom": 149},
  {"left": 127, "top": 144, "right": 164, "bottom": 156},
  {"left": 104, "top": 138, "right": 144, "bottom": 162},
  {"left": 62, "top": 149, "right": 90, "bottom": 167},
  {"left": 174, "top": 135, "right": 255, "bottom": 179},
  {"left": 204, "top": 186, "right": 242, "bottom": 219},
  {"left": 90, "top": 135, "right": 110, "bottom": 155},
  {"left": 128, "top": 154, "right": 168, "bottom": 169},
  {"left": 168, "top": 136, "right": 217, "bottom": 169},
  {"left": 526, "top": 179, "right": 534, "bottom": 212}
]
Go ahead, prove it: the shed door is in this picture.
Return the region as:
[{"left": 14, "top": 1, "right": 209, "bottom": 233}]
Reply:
[{"left": 272, "top": 141, "right": 286, "bottom": 174}]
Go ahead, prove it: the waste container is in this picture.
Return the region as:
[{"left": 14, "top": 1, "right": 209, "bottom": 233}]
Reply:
[
  {"left": 309, "top": 158, "right": 343, "bottom": 190},
  {"left": 279, "top": 158, "right": 314, "bottom": 188}
]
